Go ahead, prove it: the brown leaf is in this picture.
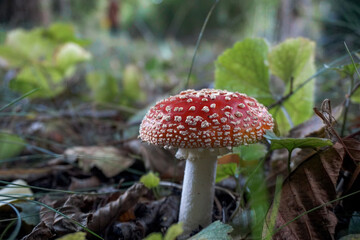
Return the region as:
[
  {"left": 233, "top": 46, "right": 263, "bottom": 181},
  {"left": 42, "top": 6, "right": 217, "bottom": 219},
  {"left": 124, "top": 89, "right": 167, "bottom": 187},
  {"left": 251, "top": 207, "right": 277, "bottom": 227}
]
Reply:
[
  {"left": 267, "top": 143, "right": 345, "bottom": 240},
  {"left": 218, "top": 154, "right": 240, "bottom": 165},
  {"left": 64, "top": 146, "right": 135, "bottom": 178},
  {"left": 21, "top": 221, "right": 55, "bottom": 240},
  {"left": 68, "top": 176, "right": 101, "bottom": 191},
  {"left": 52, "top": 195, "right": 89, "bottom": 235},
  {"left": 108, "top": 195, "right": 180, "bottom": 239},
  {"left": 87, "top": 183, "right": 148, "bottom": 235}
]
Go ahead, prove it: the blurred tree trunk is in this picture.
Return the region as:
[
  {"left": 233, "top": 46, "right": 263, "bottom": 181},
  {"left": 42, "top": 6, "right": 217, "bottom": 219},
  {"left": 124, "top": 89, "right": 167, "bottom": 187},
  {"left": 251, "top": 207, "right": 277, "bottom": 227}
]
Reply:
[
  {"left": 0, "top": 0, "right": 50, "bottom": 27},
  {"left": 276, "top": 0, "right": 315, "bottom": 41}
]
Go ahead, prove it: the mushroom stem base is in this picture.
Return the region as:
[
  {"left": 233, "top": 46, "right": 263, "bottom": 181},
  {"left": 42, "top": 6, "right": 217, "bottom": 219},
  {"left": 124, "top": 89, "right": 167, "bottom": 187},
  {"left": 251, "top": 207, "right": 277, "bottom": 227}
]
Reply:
[{"left": 178, "top": 149, "right": 218, "bottom": 238}]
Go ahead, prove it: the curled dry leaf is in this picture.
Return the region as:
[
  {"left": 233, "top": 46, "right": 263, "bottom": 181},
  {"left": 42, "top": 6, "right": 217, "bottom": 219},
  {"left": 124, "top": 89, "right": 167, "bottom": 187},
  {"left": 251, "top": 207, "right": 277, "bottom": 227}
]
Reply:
[
  {"left": 265, "top": 142, "right": 346, "bottom": 240},
  {"left": 22, "top": 221, "right": 55, "bottom": 240},
  {"left": 87, "top": 183, "right": 148, "bottom": 235},
  {"left": 64, "top": 146, "right": 135, "bottom": 178},
  {"left": 107, "top": 195, "right": 180, "bottom": 240},
  {"left": 23, "top": 183, "right": 147, "bottom": 239}
]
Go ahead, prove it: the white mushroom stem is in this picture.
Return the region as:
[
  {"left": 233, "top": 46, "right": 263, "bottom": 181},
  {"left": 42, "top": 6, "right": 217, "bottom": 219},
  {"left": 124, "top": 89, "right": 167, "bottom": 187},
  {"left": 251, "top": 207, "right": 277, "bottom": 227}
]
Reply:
[{"left": 176, "top": 148, "right": 229, "bottom": 238}]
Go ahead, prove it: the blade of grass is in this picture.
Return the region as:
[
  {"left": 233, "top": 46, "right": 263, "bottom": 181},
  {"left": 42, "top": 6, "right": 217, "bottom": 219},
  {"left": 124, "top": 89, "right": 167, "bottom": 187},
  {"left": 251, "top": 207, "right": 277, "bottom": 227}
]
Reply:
[
  {"left": 263, "top": 176, "right": 283, "bottom": 240},
  {"left": 184, "top": 0, "right": 220, "bottom": 90},
  {"left": 0, "top": 202, "right": 22, "bottom": 240},
  {"left": 0, "top": 88, "right": 39, "bottom": 112}
]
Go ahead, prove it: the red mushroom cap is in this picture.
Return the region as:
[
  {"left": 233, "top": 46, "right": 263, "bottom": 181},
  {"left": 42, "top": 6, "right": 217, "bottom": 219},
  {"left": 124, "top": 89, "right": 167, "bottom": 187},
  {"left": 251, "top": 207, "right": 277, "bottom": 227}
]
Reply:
[{"left": 139, "top": 89, "right": 274, "bottom": 149}]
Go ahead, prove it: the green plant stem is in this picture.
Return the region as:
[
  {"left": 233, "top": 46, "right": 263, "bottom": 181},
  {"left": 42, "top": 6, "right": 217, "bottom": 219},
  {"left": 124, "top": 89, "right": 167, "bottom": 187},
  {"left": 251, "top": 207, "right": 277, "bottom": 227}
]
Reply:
[
  {"left": 287, "top": 150, "right": 292, "bottom": 174},
  {"left": 229, "top": 158, "right": 265, "bottom": 221},
  {"left": 341, "top": 42, "right": 359, "bottom": 136}
]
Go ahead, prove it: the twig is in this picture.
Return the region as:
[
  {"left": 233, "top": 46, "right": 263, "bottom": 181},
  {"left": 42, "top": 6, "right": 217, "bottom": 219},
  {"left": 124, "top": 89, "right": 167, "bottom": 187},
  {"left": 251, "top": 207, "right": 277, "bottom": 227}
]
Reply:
[
  {"left": 267, "top": 49, "right": 360, "bottom": 110},
  {"left": 267, "top": 77, "right": 294, "bottom": 110}
]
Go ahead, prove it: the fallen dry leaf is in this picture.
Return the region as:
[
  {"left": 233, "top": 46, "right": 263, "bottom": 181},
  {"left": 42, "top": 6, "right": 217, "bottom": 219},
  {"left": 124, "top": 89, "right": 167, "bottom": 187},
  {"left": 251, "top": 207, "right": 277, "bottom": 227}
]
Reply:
[
  {"left": 218, "top": 154, "right": 240, "bottom": 165},
  {"left": 64, "top": 146, "right": 135, "bottom": 178},
  {"left": 87, "top": 183, "right": 148, "bottom": 235},
  {"left": 0, "top": 179, "right": 33, "bottom": 207},
  {"left": 22, "top": 221, "right": 55, "bottom": 240},
  {"left": 23, "top": 183, "right": 148, "bottom": 239},
  {"left": 68, "top": 176, "right": 101, "bottom": 191},
  {"left": 265, "top": 142, "right": 345, "bottom": 240},
  {"left": 107, "top": 195, "right": 180, "bottom": 239}
]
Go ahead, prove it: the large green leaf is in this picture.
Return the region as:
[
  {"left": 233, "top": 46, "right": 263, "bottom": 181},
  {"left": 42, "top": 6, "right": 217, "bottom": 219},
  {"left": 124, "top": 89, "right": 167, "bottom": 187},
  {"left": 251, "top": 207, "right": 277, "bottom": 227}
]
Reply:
[
  {"left": 54, "top": 42, "right": 92, "bottom": 70},
  {"left": 216, "top": 163, "right": 237, "bottom": 183},
  {"left": 215, "top": 38, "right": 273, "bottom": 105},
  {"left": 0, "top": 46, "right": 30, "bottom": 67},
  {"left": 188, "top": 221, "right": 233, "bottom": 240},
  {"left": 10, "top": 66, "right": 64, "bottom": 98},
  {"left": 269, "top": 38, "right": 315, "bottom": 86},
  {"left": 5, "top": 29, "right": 56, "bottom": 63},
  {"left": 268, "top": 38, "right": 316, "bottom": 133}
]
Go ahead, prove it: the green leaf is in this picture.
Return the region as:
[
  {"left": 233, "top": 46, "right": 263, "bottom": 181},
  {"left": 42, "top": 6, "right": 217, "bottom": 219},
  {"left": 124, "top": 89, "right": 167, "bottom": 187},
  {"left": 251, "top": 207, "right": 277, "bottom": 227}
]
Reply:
[
  {"left": 0, "top": 46, "right": 30, "bottom": 67},
  {"left": 268, "top": 38, "right": 316, "bottom": 133},
  {"left": 0, "top": 132, "right": 26, "bottom": 160},
  {"left": 349, "top": 212, "right": 360, "bottom": 234},
  {"left": 246, "top": 160, "right": 269, "bottom": 239},
  {"left": 188, "top": 221, "right": 233, "bottom": 240},
  {"left": 56, "top": 232, "right": 86, "bottom": 240},
  {"left": 339, "top": 234, "right": 360, "bottom": 240},
  {"left": 264, "top": 131, "right": 333, "bottom": 153},
  {"left": 269, "top": 38, "right": 314, "bottom": 85},
  {"left": 233, "top": 143, "right": 267, "bottom": 161},
  {"left": 164, "top": 222, "right": 183, "bottom": 240},
  {"left": 10, "top": 66, "right": 65, "bottom": 99},
  {"left": 45, "top": 22, "right": 91, "bottom": 46},
  {"left": 5, "top": 28, "right": 56, "bottom": 62},
  {"left": 143, "top": 233, "right": 162, "bottom": 240},
  {"left": 143, "top": 223, "right": 183, "bottom": 240},
  {"left": 215, "top": 38, "right": 273, "bottom": 105},
  {"left": 123, "top": 64, "right": 146, "bottom": 103},
  {"left": 54, "top": 42, "right": 91, "bottom": 70},
  {"left": 140, "top": 172, "right": 160, "bottom": 189},
  {"left": 216, "top": 163, "right": 237, "bottom": 183},
  {"left": 86, "top": 71, "right": 120, "bottom": 103},
  {"left": 14, "top": 202, "right": 40, "bottom": 226},
  {"left": 332, "top": 63, "right": 360, "bottom": 79}
]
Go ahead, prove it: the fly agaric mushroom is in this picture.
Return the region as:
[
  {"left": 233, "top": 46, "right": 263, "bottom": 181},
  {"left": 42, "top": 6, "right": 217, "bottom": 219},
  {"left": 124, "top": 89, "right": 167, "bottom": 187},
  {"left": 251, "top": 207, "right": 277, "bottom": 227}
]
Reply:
[{"left": 139, "top": 89, "right": 274, "bottom": 237}]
